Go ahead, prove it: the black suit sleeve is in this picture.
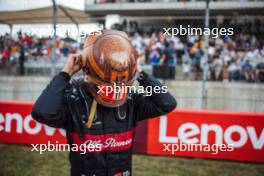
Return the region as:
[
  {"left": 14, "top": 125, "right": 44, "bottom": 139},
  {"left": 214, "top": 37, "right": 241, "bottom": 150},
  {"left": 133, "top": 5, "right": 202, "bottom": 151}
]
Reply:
[
  {"left": 134, "top": 71, "right": 177, "bottom": 121},
  {"left": 31, "top": 72, "right": 71, "bottom": 129}
]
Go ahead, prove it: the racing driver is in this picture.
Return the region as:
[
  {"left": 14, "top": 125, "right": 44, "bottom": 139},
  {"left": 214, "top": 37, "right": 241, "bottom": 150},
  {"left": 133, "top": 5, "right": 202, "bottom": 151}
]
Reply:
[{"left": 31, "top": 30, "right": 177, "bottom": 176}]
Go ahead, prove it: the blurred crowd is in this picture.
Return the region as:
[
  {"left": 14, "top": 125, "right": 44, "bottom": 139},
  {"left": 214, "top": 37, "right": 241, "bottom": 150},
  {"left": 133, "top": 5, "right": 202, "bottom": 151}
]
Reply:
[
  {"left": 1, "top": 23, "right": 264, "bottom": 83},
  {"left": 0, "top": 32, "right": 79, "bottom": 75},
  {"left": 130, "top": 24, "right": 264, "bottom": 83}
]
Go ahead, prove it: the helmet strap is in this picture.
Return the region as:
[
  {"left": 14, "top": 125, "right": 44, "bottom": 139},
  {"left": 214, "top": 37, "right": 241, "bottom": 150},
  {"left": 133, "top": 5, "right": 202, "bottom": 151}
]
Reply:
[{"left": 86, "top": 99, "right": 97, "bottom": 128}]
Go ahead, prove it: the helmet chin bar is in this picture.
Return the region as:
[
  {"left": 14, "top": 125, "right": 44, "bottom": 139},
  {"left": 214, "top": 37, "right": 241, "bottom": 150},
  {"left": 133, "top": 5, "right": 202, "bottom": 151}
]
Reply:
[{"left": 83, "top": 80, "right": 129, "bottom": 108}]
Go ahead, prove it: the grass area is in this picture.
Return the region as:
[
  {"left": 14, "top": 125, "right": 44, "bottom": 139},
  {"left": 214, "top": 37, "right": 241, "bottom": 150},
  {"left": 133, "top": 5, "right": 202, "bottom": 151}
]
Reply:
[{"left": 0, "top": 144, "right": 263, "bottom": 176}]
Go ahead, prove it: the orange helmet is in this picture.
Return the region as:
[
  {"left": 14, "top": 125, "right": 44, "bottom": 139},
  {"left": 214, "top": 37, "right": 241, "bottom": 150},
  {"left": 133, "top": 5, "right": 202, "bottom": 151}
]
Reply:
[{"left": 81, "top": 30, "right": 138, "bottom": 107}]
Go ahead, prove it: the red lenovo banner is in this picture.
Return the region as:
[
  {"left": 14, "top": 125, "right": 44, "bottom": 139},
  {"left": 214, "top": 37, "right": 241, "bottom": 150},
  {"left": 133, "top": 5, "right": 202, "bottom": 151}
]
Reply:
[
  {"left": 0, "top": 101, "right": 263, "bottom": 162},
  {"left": 145, "top": 110, "right": 264, "bottom": 162},
  {"left": 0, "top": 101, "right": 66, "bottom": 144}
]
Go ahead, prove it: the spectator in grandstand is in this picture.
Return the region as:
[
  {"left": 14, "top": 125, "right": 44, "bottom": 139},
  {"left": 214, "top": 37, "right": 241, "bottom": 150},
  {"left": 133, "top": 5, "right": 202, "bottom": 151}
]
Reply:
[
  {"left": 18, "top": 45, "right": 25, "bottom": 75},
  {"left": 161, "top": 41, "right": 176, "bottom": 65},
  {"left": 173, "top": 36, "right": 184, "bottom": 64},
  {"left": 189, "top": 42, "right": 202, "bottom": 80},
  {"left": 131, "top": 33, "right": 144, "bottom": 57},
  {"left": 182, "top": 60, "right": 191, "bottom": 80},
  {"left": 209, "top": 54, "right": 223, "bottom": 81},
  {"left": 242, "top": 59, "right": 255, "bottom": 82},
  {"left": 228, "top": 61, "right": 241, "bottom": 81},
  {"left": 256, "top": 59, "right": 264, "bottom": 83},
  {"left": 149, "top": 46, "right": 160, "bottom": 64},
  {"left": 1, "top": 46, "right": 10, "bottom": 65},
  {"left": 61, "top": 43, "right": 70, "bottom": 57}
]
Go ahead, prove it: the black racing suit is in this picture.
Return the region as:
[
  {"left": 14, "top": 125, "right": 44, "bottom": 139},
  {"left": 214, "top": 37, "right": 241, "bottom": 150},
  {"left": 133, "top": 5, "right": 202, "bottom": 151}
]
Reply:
[{"left": 31, "top": 71, "right": 176, "bottom": 176}]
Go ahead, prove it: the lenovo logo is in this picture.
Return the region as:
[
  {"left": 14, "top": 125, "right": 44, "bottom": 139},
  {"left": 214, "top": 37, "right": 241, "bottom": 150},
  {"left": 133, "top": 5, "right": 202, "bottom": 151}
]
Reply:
[
  {"left": 0, "top": 112, "right": 65, "bottom": 136},
  {"left": 159, "top": 115, "right": 264, "bottom": 149}
]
